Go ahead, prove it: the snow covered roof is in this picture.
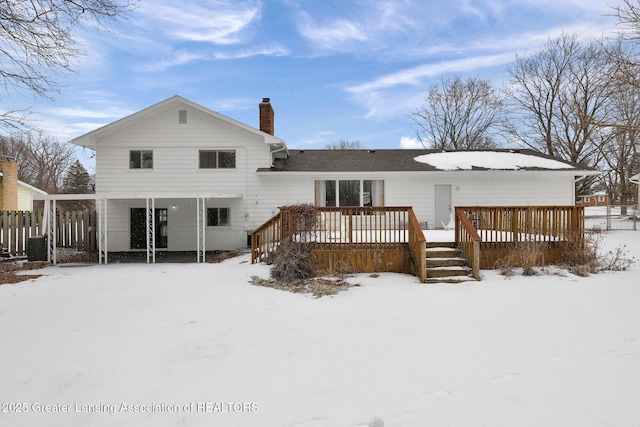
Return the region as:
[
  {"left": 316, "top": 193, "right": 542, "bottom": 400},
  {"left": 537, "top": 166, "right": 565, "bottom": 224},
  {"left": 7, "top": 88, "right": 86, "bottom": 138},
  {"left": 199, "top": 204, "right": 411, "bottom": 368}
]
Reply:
[
  {"left": 259, "top": 149, "right": 597, "bottom": 173},
  {"left": 413, "top": 151, "right": 575, "bottom": 170}
]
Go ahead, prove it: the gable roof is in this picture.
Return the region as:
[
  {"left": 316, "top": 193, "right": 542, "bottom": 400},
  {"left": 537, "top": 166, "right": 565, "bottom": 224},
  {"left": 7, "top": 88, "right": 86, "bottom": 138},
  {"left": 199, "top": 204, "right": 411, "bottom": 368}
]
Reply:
[
  {"left": 70, "top": 95, "right": 286, "bottom": 149},
  {"left": 259, "top": 149, "right": 599, "bottom": 173},
  {"left": 0, "top": 172, "right": 48, "bottom": 195}
]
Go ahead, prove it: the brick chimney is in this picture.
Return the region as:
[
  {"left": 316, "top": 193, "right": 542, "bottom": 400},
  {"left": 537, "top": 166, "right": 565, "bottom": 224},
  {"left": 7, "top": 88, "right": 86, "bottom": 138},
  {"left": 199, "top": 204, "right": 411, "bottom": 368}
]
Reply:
[
  {"left": 259, "top": 98, "right": 274, "bottom": 135},
  {"left": 0, "top": 156, "right": 18, "bottom": 211}
]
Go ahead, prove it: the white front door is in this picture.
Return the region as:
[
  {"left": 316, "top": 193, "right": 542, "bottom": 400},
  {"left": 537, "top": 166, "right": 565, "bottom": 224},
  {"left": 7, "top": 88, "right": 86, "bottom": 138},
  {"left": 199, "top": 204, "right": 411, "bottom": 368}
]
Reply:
[{"left": 434, "top": 184, "right": 452, "bottom": 229}]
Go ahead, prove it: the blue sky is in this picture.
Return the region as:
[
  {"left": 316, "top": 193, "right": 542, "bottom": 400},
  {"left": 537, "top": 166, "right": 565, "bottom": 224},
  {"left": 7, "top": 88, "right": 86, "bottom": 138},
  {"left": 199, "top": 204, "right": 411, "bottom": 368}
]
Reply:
[{"left": 8, "top": 0, "right": 624, "bottom": 170}]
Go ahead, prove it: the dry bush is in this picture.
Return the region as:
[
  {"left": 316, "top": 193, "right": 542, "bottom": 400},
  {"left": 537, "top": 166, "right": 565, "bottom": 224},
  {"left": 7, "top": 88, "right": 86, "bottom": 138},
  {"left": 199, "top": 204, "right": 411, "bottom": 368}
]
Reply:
[
  {"left": 599, "top": 245, "right": 636, "bottom": 271},
  {"left": 561, "top": 232, "right": 636, "bottom": 275},
  {"left": 269, "top": 240, "right": 316, "bottom": 283},
  {"left": 561, "top": 232, "right": 601, "bottom": 276},
  {"left": 280, "top": 203, "right": 318, "bottom": 243},
  {"left": 496, "top": 241, "right": 544, "bottom": 276},
  {"left": 269, "top": 204, "right": 320, "bottom": 282}
]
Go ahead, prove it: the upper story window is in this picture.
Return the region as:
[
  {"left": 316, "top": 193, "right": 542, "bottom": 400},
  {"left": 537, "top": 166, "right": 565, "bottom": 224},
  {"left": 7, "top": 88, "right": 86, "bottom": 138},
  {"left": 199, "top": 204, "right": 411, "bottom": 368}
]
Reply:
[
  {"left": 315, "top": 180, "right": 384, "bottom": 207},
  {"left": 199, "top": 150, "right": 236, "bottom": 169},
  {"left": 179, "top": 110, "right": 187, "bottom": 124},
  {"left": 130, "top": 150, "right": 153, "bottom": 169}
]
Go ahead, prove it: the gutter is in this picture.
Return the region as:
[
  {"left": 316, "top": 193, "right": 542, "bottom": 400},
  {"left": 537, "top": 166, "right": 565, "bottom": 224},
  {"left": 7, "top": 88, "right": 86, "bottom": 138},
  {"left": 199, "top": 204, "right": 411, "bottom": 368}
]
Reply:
[{"left": 270, "top": 143, "right": 288, "bottom": 167}]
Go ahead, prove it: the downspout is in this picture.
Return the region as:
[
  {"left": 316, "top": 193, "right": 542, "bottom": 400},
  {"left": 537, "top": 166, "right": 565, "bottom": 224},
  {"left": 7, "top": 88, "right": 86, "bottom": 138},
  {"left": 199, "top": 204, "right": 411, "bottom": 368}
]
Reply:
[{"left": 270, "top": 143, "right": 287, "bottom": 167}]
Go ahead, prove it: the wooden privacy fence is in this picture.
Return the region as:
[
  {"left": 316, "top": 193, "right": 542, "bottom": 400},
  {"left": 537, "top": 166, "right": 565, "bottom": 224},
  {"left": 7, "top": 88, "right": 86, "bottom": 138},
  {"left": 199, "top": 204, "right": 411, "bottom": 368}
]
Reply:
[
  {"left": 455, "top": 206, "right": 584, "bottom": 269},
  {"left": 0, "top": 210, "right": 97, "bottom": 257},
  {"left": 251, "top": 206, "right": 427, "bottom": 282}
]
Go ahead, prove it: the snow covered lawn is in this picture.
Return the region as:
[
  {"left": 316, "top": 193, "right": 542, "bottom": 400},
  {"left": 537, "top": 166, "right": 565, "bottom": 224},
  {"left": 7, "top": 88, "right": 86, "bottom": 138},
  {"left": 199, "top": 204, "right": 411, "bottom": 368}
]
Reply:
[{"left": 0, "top": 231, "right": 639, "bottom": 427}]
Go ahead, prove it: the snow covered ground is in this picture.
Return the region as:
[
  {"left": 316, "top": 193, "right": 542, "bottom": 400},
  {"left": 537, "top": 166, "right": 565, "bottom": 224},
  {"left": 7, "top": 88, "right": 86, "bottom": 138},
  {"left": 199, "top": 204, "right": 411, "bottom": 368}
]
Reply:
[{"left": 0, "top": 230, "right": 639, "bottom": 427}]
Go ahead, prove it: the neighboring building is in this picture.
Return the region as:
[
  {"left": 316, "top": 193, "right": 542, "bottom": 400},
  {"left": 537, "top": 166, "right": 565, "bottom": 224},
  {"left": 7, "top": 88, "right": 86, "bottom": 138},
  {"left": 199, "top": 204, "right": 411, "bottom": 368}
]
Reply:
[
  {"left": 67, "top": 96, "right": 599, "bottom": 255},
  {"left": 576, "top": 191, "right": 609, "bottom": 207},
  {"left": 0, "top": 157, "right": 48, "bottom": 211},
  {"left": 577, "top": 190, "right": 638, "bottom": 207}
]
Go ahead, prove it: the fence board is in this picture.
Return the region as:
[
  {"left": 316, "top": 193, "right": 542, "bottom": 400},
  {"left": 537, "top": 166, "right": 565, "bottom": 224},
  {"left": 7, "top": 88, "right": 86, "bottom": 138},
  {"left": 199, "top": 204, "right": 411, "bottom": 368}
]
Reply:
[{"left": 0, "top": 210, "right": 96, "bottom": 256}]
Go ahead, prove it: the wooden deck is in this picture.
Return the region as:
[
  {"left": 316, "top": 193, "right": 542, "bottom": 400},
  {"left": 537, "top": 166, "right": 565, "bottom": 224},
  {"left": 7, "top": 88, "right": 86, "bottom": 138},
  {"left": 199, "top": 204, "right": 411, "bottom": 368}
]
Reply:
[{"left": 250, "top": 205, "right": 585, "bottom": 283}]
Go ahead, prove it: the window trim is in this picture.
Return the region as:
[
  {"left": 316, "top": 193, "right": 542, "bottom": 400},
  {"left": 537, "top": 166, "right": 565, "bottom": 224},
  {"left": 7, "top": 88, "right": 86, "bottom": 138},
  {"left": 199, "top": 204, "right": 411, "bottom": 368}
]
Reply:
[
  {"left": 315, "top": 179, "right": 384, "bottom": 207},
  {"left": 206, "top": 207, "right": 231, "bottom": 227},
  {"left": 199, "top": 149, "right": 237, "bottom": 169},
  {"left": 129, "top": 150, "right": 153, "bottom": 169}
]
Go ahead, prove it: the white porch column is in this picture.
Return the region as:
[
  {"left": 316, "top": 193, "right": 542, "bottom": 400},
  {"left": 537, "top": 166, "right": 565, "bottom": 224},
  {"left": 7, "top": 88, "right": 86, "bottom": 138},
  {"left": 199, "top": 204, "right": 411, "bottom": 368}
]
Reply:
[
  {"left": 97, "top": 198, "right": 108, "bottom": 264},
  {"left": 196, "top": 197, "right": 206, "bottom": 263},
  {"left": 146, "top": 198, "right": 156, "bottom": 263}
]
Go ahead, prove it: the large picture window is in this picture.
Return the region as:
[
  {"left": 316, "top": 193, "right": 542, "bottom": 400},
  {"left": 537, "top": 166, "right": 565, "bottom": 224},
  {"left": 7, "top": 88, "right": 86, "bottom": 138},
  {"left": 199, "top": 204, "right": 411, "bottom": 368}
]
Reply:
[
  {"left": 207, "top": 208, "right": 230, "bottom": 226},
  {"left": 315, "top": 180, "right": 384, "bottom": 207},
  {"left": 130, "top": 150, "right": 153, "bottom": 169},
  {"left": 199, "top": 150, "right": 236, "bottom": 169}
]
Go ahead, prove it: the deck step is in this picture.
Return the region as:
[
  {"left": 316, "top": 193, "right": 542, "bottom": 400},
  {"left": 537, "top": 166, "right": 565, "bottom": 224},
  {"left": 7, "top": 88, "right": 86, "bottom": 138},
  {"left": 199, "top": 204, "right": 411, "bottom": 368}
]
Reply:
[
  {"left": 426, "top": 266, "right": 471, "bottom": 277},
  {"left": 425, "top": 275, "right": 478, "bottom": 284},
  {"left": 426, "top": 257, "right": 467, "bottom": 268},
  {"left": 426, "top": 247, "right": 460, "bottom": 258},
  {"left": 425, "top": 242, "right": 477, "bottom": 283}
]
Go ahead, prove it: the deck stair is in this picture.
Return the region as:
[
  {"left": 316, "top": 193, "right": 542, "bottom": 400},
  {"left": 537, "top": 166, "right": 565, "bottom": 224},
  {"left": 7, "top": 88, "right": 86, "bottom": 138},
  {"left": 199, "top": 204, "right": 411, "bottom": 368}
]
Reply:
[{"left": 425, "top": 242, "right": 477, "bottom": 284}]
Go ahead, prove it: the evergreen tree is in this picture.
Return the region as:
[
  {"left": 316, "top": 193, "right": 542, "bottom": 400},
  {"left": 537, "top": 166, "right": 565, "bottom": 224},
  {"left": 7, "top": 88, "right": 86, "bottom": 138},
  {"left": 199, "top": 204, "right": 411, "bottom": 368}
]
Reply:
[
  {"left": 63, "top": 160, "right": 93, "bottom": 193},
  {"left": 61, "top": 160, "right": 94, "bottom": 211}
]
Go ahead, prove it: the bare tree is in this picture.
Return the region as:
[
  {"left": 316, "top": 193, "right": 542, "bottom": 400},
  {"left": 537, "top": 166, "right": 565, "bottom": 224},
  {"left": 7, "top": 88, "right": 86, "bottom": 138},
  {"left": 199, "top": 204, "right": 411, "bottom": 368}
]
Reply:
[
  {"left": 0, "top": 130, "right": 75, "bottom": 193},
  {"left": 592, "top": 66, "right": 640, "bottom": 214},
  {"left": 325, "top": 140, "right": 362, "bottom": 150},
  {"left": 0, "top": 0, "right": 136, "bottom": 129},
  {"left": 614, "top": 0, "right": 640, "bottom": 37},
  {"left": 410, "top": 75, "right": 504, "bottom": 150},
  {"left": 506, "top": 34, "right": 613, "bottom": 169}
]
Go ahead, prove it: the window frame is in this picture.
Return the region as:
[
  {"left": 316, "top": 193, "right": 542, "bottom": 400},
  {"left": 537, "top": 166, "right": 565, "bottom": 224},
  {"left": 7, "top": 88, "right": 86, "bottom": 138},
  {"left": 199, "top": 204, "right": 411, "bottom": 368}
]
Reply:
[
  {"left": 206, "top": 207, "right": 231, "bottom": 227},
  {"left": 199, "top": 150, "right": 236, "bottom": 169},
  {"left": 129, "top": 150, "right": 153, "bottom": 169},
  {"left": 315, "top": 179, "right": 384, "bottom": 207}
]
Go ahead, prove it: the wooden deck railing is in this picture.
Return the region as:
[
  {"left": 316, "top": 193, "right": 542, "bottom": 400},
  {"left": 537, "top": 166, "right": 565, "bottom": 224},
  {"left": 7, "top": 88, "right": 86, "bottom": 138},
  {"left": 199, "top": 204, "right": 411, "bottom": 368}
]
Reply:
[
  {"left": 454, "top": 208, "right": 481, "bottom": 280},
  {"left": 457, "top": 206, "right": 583, "bottom": 243},
  {"left": 407, "top": 207, "right": 427, "bottom": 282},
  {"left": 250, "top": 206, "right": 428, "bottom": 282},
  {"left": 455, "top": 206, "right": 584, "bottom": 269},
  {"left": 250, "top": 211, "right": 282, "bottom": 263}
]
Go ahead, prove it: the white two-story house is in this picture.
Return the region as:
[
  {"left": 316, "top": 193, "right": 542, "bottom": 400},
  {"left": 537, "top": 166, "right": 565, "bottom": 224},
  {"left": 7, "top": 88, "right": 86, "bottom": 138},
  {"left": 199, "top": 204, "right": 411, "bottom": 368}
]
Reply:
[{"left": 67, "top": 95, "right": 599, "bottom": 262}]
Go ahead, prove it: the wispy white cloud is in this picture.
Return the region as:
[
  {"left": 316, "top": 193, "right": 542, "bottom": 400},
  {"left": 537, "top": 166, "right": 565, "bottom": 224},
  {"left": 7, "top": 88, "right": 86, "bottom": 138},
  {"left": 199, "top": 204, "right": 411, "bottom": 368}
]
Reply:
[
  {"left": 213, "top": 44, "right": 290, "bottom": 60},
  {"left": 136, "top": 0, "right": 262, "bottom": 45},
  {"left": 295, "top": 12, "right": 368, "bottom": 51},
  {"left": 347, "top": 52, "right": 515, "bottom": 97},
  {"left": 293, "top": 1, "right": 417, "bottom": 53},
  {"left": 136, "top": 44, "right": 289, "bottom": 72}
]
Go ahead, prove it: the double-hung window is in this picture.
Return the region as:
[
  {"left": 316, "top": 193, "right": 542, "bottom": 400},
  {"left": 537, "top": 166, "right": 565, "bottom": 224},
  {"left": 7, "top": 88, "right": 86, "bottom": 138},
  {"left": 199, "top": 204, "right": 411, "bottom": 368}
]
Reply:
[
  {"left": 199, "top": 150, "right": 236, "bottom": 169},
  {"left": 130, "top": 150, "right": 153, "bottom": 169},
  {"left": 207, "top": 208, "right": 230, "bottom": 226},
  {"left": 315, "top": 180, "right": 384, "bottom": 207}
]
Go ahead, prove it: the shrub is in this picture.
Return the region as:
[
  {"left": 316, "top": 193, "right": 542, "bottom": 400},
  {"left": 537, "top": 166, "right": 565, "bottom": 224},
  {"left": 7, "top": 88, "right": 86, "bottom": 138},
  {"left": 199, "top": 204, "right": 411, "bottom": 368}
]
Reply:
[
  {"left": 496, "top": 241, "right": 544, "bottom": 276},
  {"left": 562, "top": 232, "right": 600, "bottom": 275},
  {"left": 269, "top": 240, "right": 316, "bottom": 283}
]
